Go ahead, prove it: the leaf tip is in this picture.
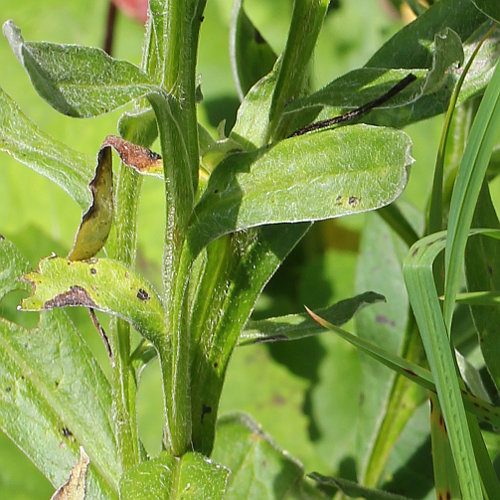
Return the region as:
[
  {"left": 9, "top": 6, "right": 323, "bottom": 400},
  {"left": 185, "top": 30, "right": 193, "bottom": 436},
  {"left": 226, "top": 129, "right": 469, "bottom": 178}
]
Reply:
[{"left": 2, "top": 20, "right": 24, "bottom": 64}]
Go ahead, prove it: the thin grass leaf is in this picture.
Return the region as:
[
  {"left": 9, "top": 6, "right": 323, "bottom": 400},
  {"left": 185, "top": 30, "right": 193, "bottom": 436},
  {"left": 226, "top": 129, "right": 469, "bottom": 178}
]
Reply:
[
  {"left": 444, "top": 57, "right": 500, "bottom": 330},
  {"left": 305, "top": 307, "right": 500, "bottom": 427},
  {"left": 404, "top": 229, "right": 500, "bottom": 498}
]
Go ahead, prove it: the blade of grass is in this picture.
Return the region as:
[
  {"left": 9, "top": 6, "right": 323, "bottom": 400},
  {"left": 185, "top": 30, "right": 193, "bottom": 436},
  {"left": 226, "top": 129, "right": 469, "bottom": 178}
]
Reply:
[{"left": 444, "top": 34, "right": 500, "bottom": 330}]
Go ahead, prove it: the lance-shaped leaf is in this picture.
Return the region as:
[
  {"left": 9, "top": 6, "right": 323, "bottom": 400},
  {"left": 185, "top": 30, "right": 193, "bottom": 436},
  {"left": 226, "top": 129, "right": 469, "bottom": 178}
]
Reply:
[
  {"left": 305, "top": 307, "right": 500, "bottom": 427},
  {"left": 119, "top": 451, "right": 229, "bottom": 499},
  {"left": 188, "top": 124, "right": 413, "bottom": 257},
  {"left": 190, "top": 223, "right": 309, "bottom": 454},
  {"left": 212, "top": 413, "right": 317, "bottom": 500},
  {"left": 0, "top": 310, "right": 118, "bottom": 498},
  {"left": 308, "top": 473, "right": 411, "bottom": 500},
  {"left": 68, "top": 135, "right": 164, "bottom": 261},
  {"left": 20, "top": 257, "right": 166, "bottom": 343},
  {"left": 0, "top": 86, "right": 92, "bottom": 208},
  {"left": 283, "top": 2, "right": 499, "bottom": 133},
  {"left": 238, "top": 291, "right": 385, "bottom": 346},
  {"left": 0, "top": 236, "right": 31, "bottom": 300},
  {"left": 230, "top": 0, "right": 277, "bottom": 100},
  {"left": 3, "top": 21, "right": 160, "bottom": 118}
]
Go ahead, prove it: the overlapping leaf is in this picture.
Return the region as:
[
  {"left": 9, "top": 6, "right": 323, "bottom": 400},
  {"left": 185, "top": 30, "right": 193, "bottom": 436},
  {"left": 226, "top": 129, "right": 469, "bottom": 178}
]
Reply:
[
  {"left": 0, "top": 310, "right": 118, "bottom": 499},
  {"left": 0, "top": 86, "right": 92, "bottom": 208},
  {"left": 20, "top": 257, "right": 166, "bottom": 343},
  {"left": 188, "top": 124, "right": 413, "bottom": 257},
  {"left": 119, "top": 451, "right": 229, "bottom": 499},
  {"left": 3, "top": 21, "right": 161, "bottom": 118}
]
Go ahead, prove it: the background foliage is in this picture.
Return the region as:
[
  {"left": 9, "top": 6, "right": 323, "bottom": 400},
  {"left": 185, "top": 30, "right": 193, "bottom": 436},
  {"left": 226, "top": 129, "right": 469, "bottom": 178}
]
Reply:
[{"left": 0, "top": 0, "right": 474, "bottom": 498}]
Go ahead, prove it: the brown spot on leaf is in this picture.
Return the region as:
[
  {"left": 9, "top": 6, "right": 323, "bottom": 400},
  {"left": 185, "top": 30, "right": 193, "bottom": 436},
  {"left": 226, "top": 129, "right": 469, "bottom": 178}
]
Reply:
[
  {"left": 44, "top": 286, "right": 97, "bottom": 309},
  {"left": 403, "top": 368, "right": 417, "bottom": 377},
  {"left": 0, "top": 234, "right": 4, "bottom": 240},
  {"left": 137, "top": 288, "right": 150, "bottom": 301}
]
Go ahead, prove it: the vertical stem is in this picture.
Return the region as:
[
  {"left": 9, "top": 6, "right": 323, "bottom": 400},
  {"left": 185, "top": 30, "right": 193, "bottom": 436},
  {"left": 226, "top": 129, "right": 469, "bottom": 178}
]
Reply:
[
  {"left": 106, "top": 165, "right": 143, "bottom": 471},
  {"left": 150, "top": 0, "right": 207, "bottom": 456}
]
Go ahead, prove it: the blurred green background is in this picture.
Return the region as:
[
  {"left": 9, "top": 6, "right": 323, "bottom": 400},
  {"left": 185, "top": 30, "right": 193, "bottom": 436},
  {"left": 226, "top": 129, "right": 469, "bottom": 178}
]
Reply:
[{"left": 0, "top": 0, "right": 442, "bottom": 497}]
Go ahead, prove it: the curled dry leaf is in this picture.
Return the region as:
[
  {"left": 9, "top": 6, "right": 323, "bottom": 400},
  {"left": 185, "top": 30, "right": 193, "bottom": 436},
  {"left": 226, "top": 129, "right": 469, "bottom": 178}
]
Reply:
[
  {"left": 50, "top": 447, "right": 90, "bottom": 500},
  {"left": 68, "top": 136, "right": 162, "bottom": 261}
]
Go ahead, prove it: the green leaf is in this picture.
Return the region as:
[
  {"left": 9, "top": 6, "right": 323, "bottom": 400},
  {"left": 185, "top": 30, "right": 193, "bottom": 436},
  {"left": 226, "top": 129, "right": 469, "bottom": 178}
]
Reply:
[
  {"left": 0, "top": 236, "right": 30, "bottom": 300},
  {"left": 212, "top": 412, "right": 305, "bottom": 500},
  {"left": 189, "top": 125, "right": 413, "bottom": 257},
  {"left": 117, "top": 108, "right": 158, "bottom": 147},
  {"left": 0, "top": 310, "right": 118, "bottom": 499},
  {"left": 3, "top": 21, "right": 159, "bottom": 118},
  {"left": 464, "top": 182, "right": 500, "bottom": 392},
  {"left": 20, "top": 257, "right": 166, "bottom": 343},
  {"left": 238, "top": 291, "right": 384, "bottom": 345},
  {"left": 266, "top": 0, "right": 329, "bottom": 141},
  {"left": 309, "top": 472, "right": 412, "bottom": 500},
  {"left": 471, "top": 0, "right": 500, "bottom": 22},
  {"left": 353, "top": 212, "right": 417, "bottom": 486},
  {"left": 367, "top": 0, "right": 486, "bottom": 69},
  {"left": 230, "top": 59, "right": 281, "bottom": 149},
  {"left": 444, "top": 56, "right": 500, "bottom": 333},
  {"left": 0, "top": 86, "right": 92, "bottom": 208},
  {"left": 190, "top": 223, "right": 309, "bottom": 454},
  {"left": 119, "top": 451, "right": 229, "bottom": 499},
  {"left": 404, "top": 231, "right": 487, "bottom": 499},
  {"left": 229, "top": 0, "right": 277, "bottom": 100}
]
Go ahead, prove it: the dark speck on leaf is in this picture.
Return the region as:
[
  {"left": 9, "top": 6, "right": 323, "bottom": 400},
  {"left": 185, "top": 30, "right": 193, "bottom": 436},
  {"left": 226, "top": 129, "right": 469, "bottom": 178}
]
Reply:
[
  {"left": 411, "top": 248, "right": 418, "bottom": 257},
  {"left": 213, "top": 362, "right": 218, "bottom": 368},
  {"left": 214, "top": 189, "right": 219, "bottom": 194},
  {"left": 90, "top": 268, "right": 97, "bottom": 275},
  {"left": 62, "top": 427, "right": 73, "bottom": 438},
  {"left": 21, "top": 376, "right": 25, "bottom": 381},
  {"left": 487, "top": 265, "right": 493, "bottom": 276},
  {"left": 0, "top": 234, "right": 4, "bottom": 240},
  {"left": 201, "top": 404, "right": 212, "bottom": 423},
  {"left": 137, "top": 288, "right": 150, "bottom": 301},
  {"left": 6, "top": 387, "right": 11, "bottom": 393},
  {"left": 348, "top": 196, "right": 359, "bottom": 207}
]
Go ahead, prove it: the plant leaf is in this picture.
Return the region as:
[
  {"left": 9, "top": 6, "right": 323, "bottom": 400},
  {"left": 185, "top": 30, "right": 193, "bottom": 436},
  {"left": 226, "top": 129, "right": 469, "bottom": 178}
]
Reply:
[
  {"left": 3, "top": 21, "right": 159, "bottom": 118},
  {"left": 229, "top": 0, "right": 277, "bottom": 100},
  {"left": 212, "top": 412, "right": 306, "bottom": 500},
  {"left": 119, "top": 451, "right": 229, "bottom": 499},
  {"left": 0, "top": 236, "right": 30, "bottom": 300},
  {"left": 308, "top": 472, "right": 412, "bottom": 500},
  {"left": 238, "top": 291, "right": 384, "bottom": 345},
  {"left": 404, "top": 230, "right": 489, "bottom": 498},
  {"left": 20, "top": 257, "right": 166, "bottom": 343},
  {"left": 68, "top": 135, "right": 164, "bottom": 261},
  {"left": 305, "top": 306, "right": 500, "bottom": 427},
  {"left": 50, "top": 447, "right": 90, "bottom": 500},
  {"left": 0, "top": 86, "right": 92, "bottom": 208},
  {"left": 0, "top": 310, "right": 118, "bottom": 498},
  {"left": 188, "top": 124, "right": 413, "bottom": 257},
  {"left": 471, "top": 0, "right": 500, "bottom": 22},
  {"left": 190, "top": 223, "right": 309, "bottom": 454}
]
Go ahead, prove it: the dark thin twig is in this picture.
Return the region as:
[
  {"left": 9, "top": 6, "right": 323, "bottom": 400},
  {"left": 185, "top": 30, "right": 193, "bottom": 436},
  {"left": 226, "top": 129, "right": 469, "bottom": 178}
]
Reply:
[
  {"left": 88, "top": 308, "right": 115, "bottom": 367},
  {"left": 103, "top": 1, "right": 118, "bottom": 56},
  {"left": 289, "top": 73, "right": 417, "bottom": 137}
]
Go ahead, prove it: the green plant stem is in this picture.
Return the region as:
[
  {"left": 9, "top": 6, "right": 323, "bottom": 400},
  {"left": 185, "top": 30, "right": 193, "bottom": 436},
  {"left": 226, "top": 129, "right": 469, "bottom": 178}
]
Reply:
[
  {"left": 361, "top": 319, "right": 427, "bottom": 488},
  {"left": 106, "top": 164, "right": 143, "bottom": 471},
  {"left": 266, "top": 0, "right": 328, "bottom": 142},
  {"left": 148, "top": 2, "right": 207, "bottom": 457}
]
